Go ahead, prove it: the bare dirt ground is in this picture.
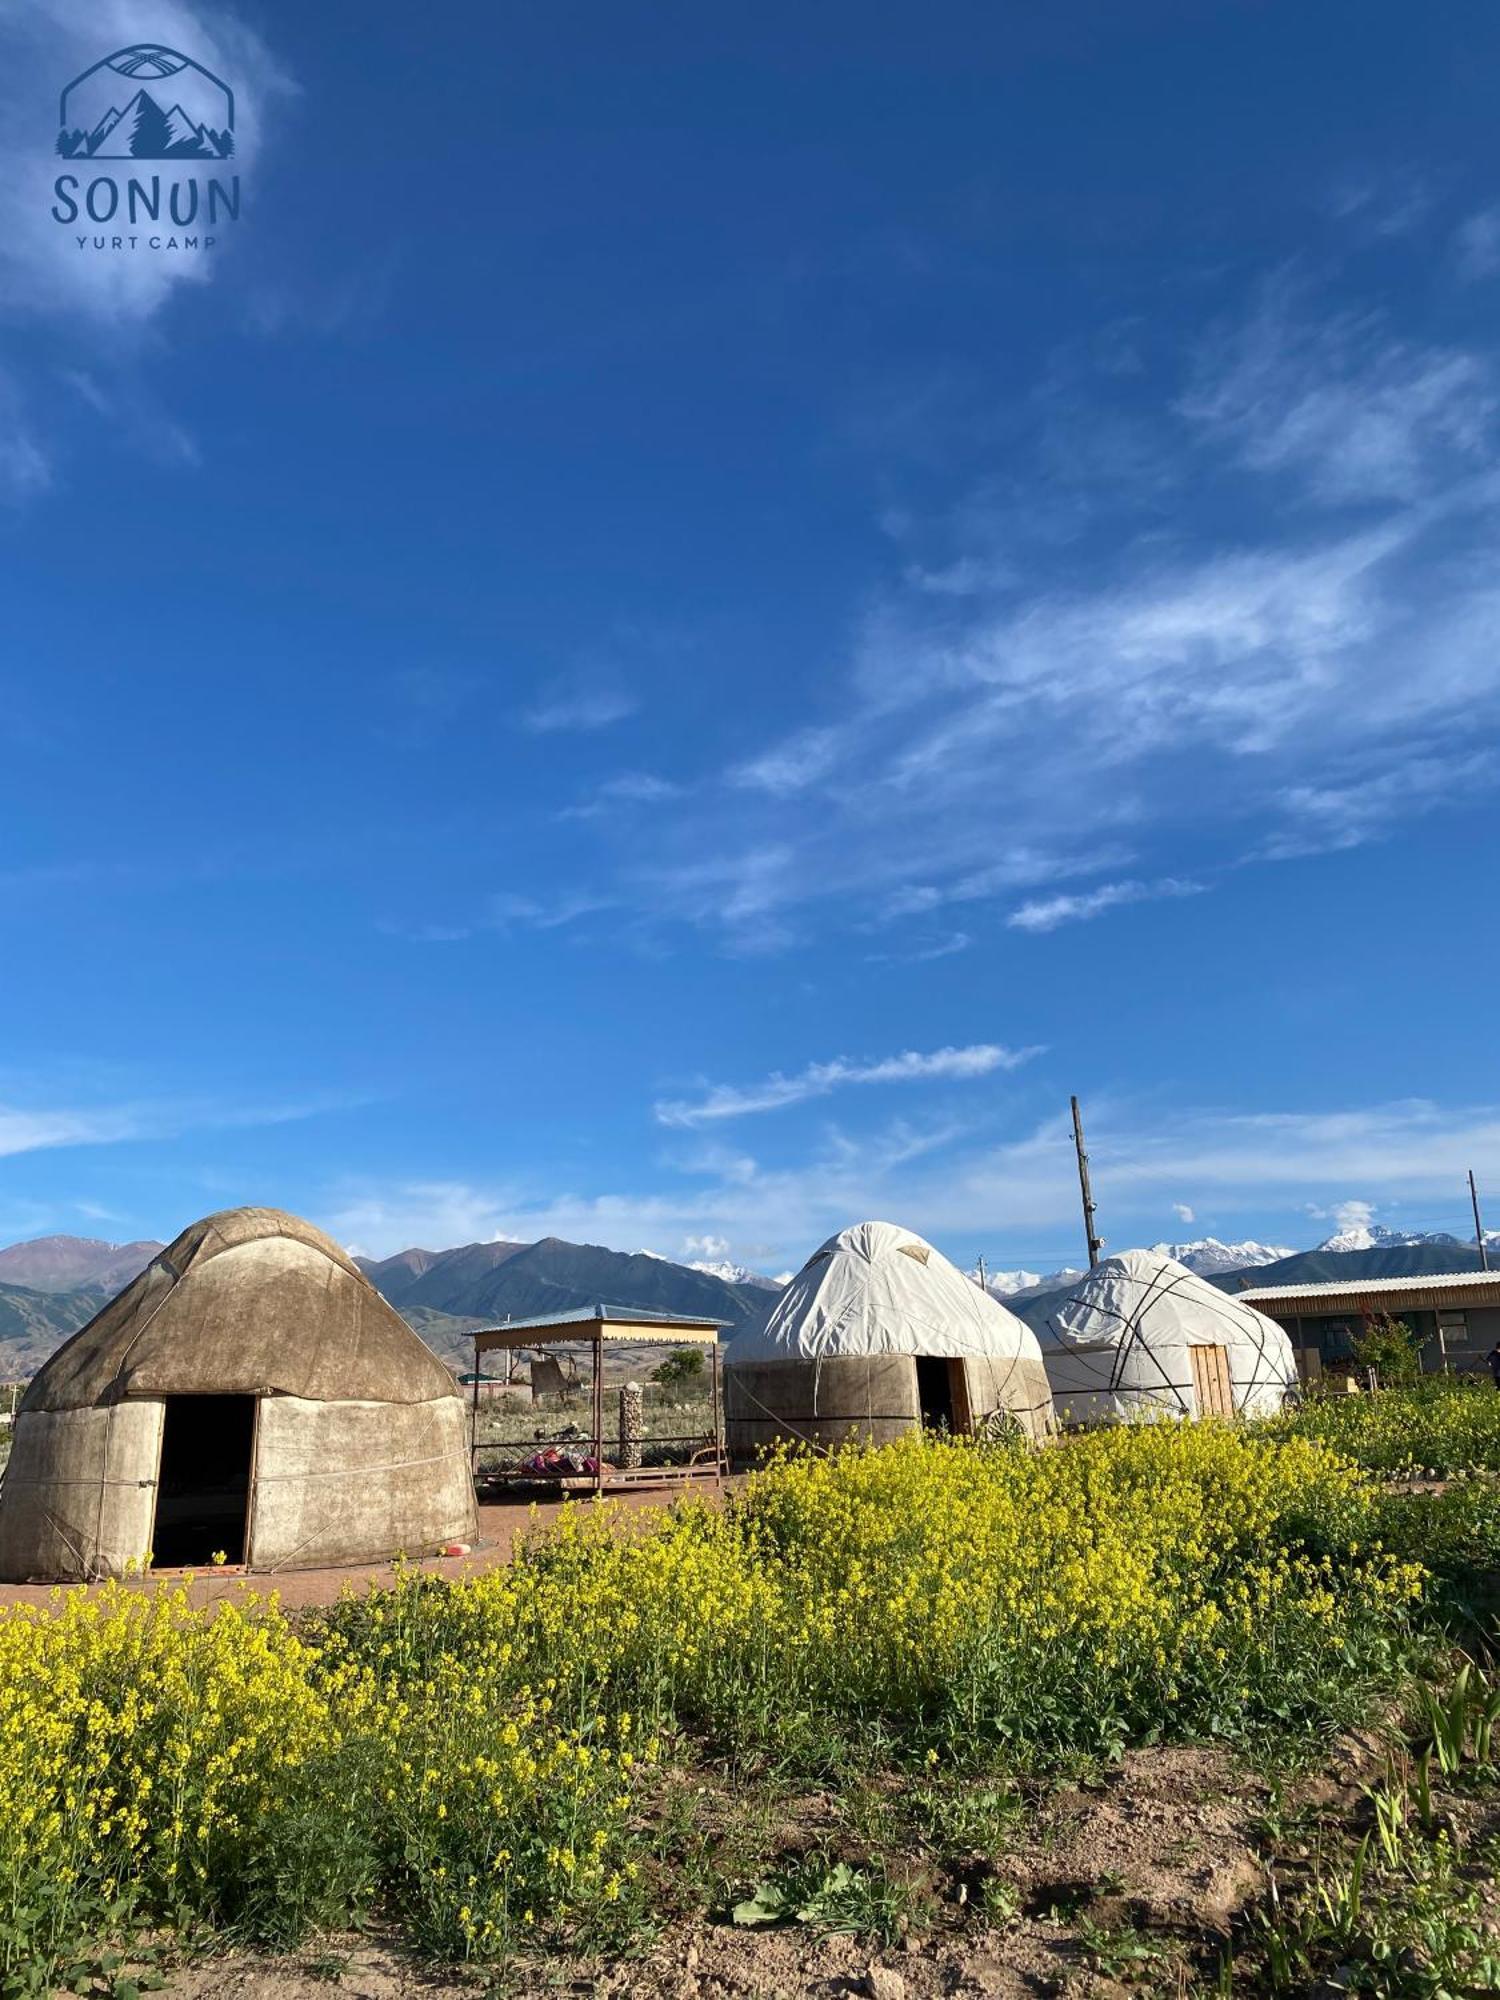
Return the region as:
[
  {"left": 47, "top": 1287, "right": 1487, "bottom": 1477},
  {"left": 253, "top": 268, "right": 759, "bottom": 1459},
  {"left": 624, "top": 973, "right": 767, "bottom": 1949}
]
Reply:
[
  {"left": 0, "top": 1485, "right": 734, "bottom": 1613},
  {"left": 156, "top": 1742, "right": 1278, "bottom": 1999}
]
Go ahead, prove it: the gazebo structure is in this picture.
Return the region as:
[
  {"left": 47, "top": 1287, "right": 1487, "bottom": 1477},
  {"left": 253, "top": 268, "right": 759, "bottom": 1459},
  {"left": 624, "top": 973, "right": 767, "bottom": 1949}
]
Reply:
[
  {"left": 469, "top": 1305, "right": 727, "bottom": 1494},
  {"left": 0, "top": 1207, "right": 478, "bottom": 1582},
  {"left": 723, "top": 1220, "right": 1055, "bottom": 1459},
  {"left": 1036, "top": 1248, "right": 1298, "bottom": 1426}
]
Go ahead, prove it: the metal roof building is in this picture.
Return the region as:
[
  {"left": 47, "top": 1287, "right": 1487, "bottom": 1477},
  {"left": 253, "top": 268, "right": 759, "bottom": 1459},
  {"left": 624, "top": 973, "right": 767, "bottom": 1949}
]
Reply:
[{"left": 1234, "top": 1269, "right": 1500, "bottom": 1380}]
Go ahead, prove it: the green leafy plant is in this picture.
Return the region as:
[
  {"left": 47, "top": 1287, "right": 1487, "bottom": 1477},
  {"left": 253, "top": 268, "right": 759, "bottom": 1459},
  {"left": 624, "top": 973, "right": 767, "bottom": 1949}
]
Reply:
[
  {"left": 1074, "top": 1913, "right": 1176, "bottom": 1979},
  {"left": 651, "top": 1348, "right": 705, "bottom": 1392},
  {"left": 1351, "top": 1311, "right": 1424, "bottom": 1389},
  {"left": 730, "top": 1857, "right": 924, "bottom": 1943}
]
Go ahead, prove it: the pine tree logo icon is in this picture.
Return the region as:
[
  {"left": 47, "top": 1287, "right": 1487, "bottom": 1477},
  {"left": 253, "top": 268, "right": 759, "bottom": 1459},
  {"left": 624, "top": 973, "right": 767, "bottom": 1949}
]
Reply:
[{"left": 58, "top": 45, "right": 234, "bottom": 161}]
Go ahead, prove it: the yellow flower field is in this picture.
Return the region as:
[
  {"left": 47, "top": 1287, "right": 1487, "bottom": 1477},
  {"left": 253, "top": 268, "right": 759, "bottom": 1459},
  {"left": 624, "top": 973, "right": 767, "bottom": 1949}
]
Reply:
[{"left": 0, "top": 1424, "right": 1434, "bottom": 1985}]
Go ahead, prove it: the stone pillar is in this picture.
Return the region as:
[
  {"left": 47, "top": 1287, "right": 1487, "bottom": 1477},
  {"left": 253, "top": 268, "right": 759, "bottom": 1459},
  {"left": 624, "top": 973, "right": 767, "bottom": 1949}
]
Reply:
[{"left": 618, "top": 1382, "right": 644, "bottom": 1469}]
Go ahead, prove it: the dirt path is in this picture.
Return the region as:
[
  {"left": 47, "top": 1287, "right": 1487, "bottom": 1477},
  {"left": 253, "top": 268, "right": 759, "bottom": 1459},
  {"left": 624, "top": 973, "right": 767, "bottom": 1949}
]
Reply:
[{"left": 0, "top": 1482, "right": 735, "bottom": 1613}]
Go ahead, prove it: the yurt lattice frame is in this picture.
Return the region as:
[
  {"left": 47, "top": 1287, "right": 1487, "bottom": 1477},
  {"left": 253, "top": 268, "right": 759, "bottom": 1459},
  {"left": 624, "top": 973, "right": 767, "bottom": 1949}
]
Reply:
[
  {"left": 1038, "top": 1251, "right": 1297, "bottom": 1425},
  {"left": 470, "top": 1305, "right": 727, "bottom": 1495}
]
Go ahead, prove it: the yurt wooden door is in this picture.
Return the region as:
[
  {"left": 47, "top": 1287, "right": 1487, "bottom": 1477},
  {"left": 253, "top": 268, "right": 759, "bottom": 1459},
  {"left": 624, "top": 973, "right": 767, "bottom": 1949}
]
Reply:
[{"left": 1188, "top": 1344, "right": 1233, "bottom": 1417}]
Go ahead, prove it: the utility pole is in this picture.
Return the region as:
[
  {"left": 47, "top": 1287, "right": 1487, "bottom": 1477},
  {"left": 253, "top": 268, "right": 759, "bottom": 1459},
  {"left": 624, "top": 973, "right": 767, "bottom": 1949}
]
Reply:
[
  {"left": 1470, "top": 1170, "right": 1490, "bottom": 1272},
  {"left": 976, "top": 1252, "right": 988, "bottom": 1294},
  {"left": 1070, "top": 1095, "right": 1104, "bottom": 1271}
]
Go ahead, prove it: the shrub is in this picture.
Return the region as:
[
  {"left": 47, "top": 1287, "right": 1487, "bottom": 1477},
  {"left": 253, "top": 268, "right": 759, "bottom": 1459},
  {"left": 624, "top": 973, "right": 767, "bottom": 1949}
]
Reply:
[
  {"left": 651, "top": 1348, "right": 705, "bottom": 1392},
  {"left": 1351, "top": 1311, "right": 1424, "bottom": 1389}
]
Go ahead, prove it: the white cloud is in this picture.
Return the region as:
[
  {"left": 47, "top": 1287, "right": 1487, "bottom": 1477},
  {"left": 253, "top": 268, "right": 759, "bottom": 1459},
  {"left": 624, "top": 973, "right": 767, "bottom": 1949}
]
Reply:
[
  {"left": 0, "top": 1087, "right": 349, "bottom": 1160},
  {"left": 682, "top": 1233, "right": 731, "bottom": 1260},
  {"left": 1181, "top": 282, "right": 1494, "bottom": 504},
  {"left": 1007, "top": 878, "right": 1203, "bottom": 933},
  {"left": 578, "top": 276, "right": 1500, "bottom": 951},
  {"left": 520, "top": 675, "right": 636, "bottom": 734},
  {"left": 731, "top": 729, "right": 844, "bottom": 795},
  {"left": 488, "top": 890, "right": 612, "bottom": 932},
  {"left": 1454, "top": 206, "right": 1500, "bottom": 282},
  {"left": 1258, "top": 747, "right": 1499, "bottom": 860},
  {"left": 556, "top": 773, "right": 681, "bottom": 821},
  {"left": 865, "top": 931, "right": 971, "bottom": 965},
  {"left": 1330, "top": 1198, "right": 1374, "bottom": 1233},
  {"left": 1172, "top": 1202, "right": 1195, "bottom": 1224},
  {"left": 654, "top": 1042, "right": 1043, "bottom": 1128},
  {"left": 316, "top": 1097, "right": 1500, "bottom": 1268}
]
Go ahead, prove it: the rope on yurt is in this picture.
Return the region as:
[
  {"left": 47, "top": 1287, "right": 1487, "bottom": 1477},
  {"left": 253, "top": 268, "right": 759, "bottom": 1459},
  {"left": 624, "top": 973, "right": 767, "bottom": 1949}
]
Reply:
[{"left": 1107, "top": 1261, "right": 1195, "bottom": 1414}]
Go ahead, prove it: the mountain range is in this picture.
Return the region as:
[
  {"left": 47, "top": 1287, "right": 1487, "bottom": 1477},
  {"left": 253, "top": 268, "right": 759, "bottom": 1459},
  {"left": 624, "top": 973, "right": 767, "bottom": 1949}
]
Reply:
[
  {"left": 0, "top": 1230, "right": 779, "bottom": 1379},
  {"left": 0, "top": 1220, "right": 1493, "bottom": 1382}
]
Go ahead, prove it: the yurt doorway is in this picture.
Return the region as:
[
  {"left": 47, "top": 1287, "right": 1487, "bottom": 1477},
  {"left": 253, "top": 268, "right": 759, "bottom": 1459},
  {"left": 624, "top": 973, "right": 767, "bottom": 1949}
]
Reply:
[
  {"left": 916, "top": 1357, "right": 970, "bottom": 1434},
  {"left": 151, "top": 1395, "right": 256, "bottom": 1567}
]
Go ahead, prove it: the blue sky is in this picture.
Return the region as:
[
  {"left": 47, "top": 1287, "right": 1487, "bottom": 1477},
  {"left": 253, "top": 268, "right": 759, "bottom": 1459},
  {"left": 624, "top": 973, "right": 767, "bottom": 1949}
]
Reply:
[{"left": 1, "top": 0, "right": 1498, "bottom": 1273}]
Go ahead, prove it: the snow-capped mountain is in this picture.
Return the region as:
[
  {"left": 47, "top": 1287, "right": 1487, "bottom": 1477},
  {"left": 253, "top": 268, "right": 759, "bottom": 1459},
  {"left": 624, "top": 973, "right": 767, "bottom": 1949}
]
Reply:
[
  {"left": 1313, "top": 1224, "right": 1500, "bottom": 1255},
  {"left": 637, "top": 1246, "right": 785, "bottom": 1290},
  {"left": 974, "top": 1264, "right": 1085, "bottom": 1302},
  {"left": 687, "top": 1258, "right": 785, "bottom": 1291},
  {"left": 973, "top": 1237, "right": 1289, "bottom": 1302},
  {"left": 1146, "top": 1236, "right": 1294, "bottom": 1275},
  {"left": 970, "top": 1265, "right": 1043, "bottom": 1296}
]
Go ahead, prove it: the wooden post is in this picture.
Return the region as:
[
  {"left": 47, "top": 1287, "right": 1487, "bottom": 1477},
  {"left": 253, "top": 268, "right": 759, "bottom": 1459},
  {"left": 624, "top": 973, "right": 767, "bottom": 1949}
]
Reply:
[
  {"left": 470, "top": 1336, "right": 480, "bottom": 1472},
  {"left": 1471, "top": 1171, "right": 1490, "bottom": 1272},
  {"left": 710, "top": 1338, "right": 723, "bottom": 1481},
  {"left": 1070, "top": 1095, "right": 1104, "bottom": 1270},
  {"left": 592, "top": 1328, "right": 604, "bottom": 1496}
]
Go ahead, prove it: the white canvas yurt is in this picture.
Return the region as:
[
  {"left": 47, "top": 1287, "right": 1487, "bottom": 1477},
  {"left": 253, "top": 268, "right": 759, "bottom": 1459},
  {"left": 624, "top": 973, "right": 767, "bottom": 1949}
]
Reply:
[
  {"left": 1035, "top": 1248, "right": 1298, "bottom": 1426},
  {"left": 724, "top": 1219, "right": 1054, "bottom": 1459},
  {"left": 0, "top": 1207, "right": 478, "bottom": 1582}
]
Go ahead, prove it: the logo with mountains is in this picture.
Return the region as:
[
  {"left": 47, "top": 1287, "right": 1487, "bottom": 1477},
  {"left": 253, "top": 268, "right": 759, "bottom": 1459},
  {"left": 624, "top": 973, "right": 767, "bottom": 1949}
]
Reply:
[{"left": 57, "top": 44, "right": 234, "bottom": 161}]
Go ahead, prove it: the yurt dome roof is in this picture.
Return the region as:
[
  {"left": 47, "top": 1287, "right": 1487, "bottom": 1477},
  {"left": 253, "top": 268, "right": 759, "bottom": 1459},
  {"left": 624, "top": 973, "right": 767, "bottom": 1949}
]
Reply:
[
  {"left": 727, "top": 1218, "right": 1040, "bottom": 1364},
  {"left": 20, "top": 1206, "right": 458, "bottom": 1414}
]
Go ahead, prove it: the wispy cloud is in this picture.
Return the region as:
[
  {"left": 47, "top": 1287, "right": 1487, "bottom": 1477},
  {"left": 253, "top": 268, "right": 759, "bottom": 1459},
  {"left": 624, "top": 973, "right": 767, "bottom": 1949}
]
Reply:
[
  {"left": 535, "top": 251, "right": 1500, "bottom": 954},
  {"left": 1007, "top": 877, "right": 1204, "bottom": 933},
  {"left": 1454, "top": 206, "right": 1500, "bottom": 281},
  {"left": 556, "top": 773, "right": 681, "bottom": 821},
  {"left": 654, "top": 1041, "right": 1043, "bottom": 1128},
  {"left": 488, "top": 890, "right": 612, "bottom": 932},
  {"left": 865, "top": 931, "right": 971, "bottom": 965},
  {"left": 318, "top": 1097, "right": 1500, "bottom": 1270},
  {"left": 520, "top": 674, "right": 636, "bottom": 734},
  {"left": 0, "top": 366, "right": 50, "bottom": 501},
  {"left": 731, "top": 729, "right": 844, "bottom": 795},
  {"left": 0, "top": 1086, "right": 352, "bottom": 1160},
  {"left": 1180, "top": 280, "right": 1494, "bottom": 504}
]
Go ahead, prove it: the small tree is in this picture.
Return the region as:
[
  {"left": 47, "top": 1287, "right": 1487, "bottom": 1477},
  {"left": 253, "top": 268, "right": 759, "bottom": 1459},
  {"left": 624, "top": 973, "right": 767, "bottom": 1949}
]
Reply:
[
  {"left": 1351, "top": 1310, "right": 1423, "bottom": 1388},
  {"left": 652, "top": 1348, "right": 706, "bottom": 1394}
]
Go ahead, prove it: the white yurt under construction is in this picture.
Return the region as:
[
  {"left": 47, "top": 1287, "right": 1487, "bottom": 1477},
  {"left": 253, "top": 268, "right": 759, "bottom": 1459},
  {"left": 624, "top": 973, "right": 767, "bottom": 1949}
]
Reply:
[
  {"left": 0, "top": 1207, "right": 478, "bottom": 1582},
  {"left": 724, "top": 1219, "right": 1054, "bottom": 1459},
  {"left": 1035, "top": 1248, "right": 1298, "bottom": 1426}
]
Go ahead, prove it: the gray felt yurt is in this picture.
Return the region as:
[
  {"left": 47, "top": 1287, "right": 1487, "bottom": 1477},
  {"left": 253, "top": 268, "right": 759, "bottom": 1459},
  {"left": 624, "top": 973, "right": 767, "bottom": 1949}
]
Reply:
[
  {"left": 1036, "top": 1248, "right": 1298, "bottom": 1427},
  {"left": 0, "top": 1207, "right": 478, "bottom": 1582},
  {"left": 724, "top": 1219, "right": 1054, "bottom": 1459}
]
